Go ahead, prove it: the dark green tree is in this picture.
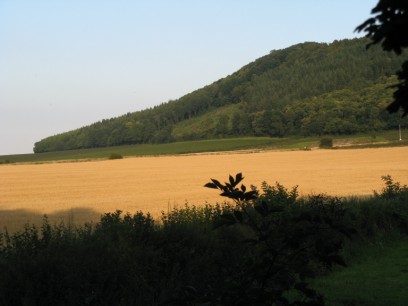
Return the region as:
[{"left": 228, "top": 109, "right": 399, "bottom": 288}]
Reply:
[
  {"left": 356, "top": 0, "right": 408, "bottom": 115},
  {"left": 213, "top": 114, "right": 229, "bottom": 136}
]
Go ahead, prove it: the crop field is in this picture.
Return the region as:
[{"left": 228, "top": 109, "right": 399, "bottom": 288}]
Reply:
[{"left": 1, "top": 147, "right": 407, "bottom": 231}]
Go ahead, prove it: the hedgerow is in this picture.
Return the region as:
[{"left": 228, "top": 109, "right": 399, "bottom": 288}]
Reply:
[{"left": 0, "top": 174, "right": 407, "bottom": 305}]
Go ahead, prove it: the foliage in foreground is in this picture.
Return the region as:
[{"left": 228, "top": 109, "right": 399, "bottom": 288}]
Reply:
[
  {"left": 0, "top": 175, "right": 407, "bottom": 305},
  {"left": 356, "top": 0, "right": 408, "bottom": 115}
]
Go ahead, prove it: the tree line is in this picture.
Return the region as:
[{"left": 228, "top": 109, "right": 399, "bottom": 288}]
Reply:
[{"left": 34, "top": 38, "right": 408, "bottom": 153}]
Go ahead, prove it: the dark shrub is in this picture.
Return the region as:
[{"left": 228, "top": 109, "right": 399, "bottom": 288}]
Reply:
[
  {"left": 203, "top": 173, "right": 352, "bottom": 305},
  {"left": 108, "top": 153, "right": 123, "bottom": 159},
  {"left": 319, "top": 136, "right": 333, "bottom": 148},
  {"left": 1, "top": 174, "right": 407, "bottom": 305},
  {"left": 374, "top": 175, "right": 408, "bottom": 199}
]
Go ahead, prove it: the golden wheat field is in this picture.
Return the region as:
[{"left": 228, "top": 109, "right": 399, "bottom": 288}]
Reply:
[{"left": 1, "top": 147, "right": 407, "bottom": 231}]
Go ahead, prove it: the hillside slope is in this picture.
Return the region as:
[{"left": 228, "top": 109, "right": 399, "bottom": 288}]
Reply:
[{"left": 34, "top": 38, "right": 408, "bottom": 153}]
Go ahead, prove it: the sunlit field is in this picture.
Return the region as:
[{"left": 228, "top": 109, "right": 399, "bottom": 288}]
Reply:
[{"left": 1, "top": 147, "right": 407, "bottom": 231}]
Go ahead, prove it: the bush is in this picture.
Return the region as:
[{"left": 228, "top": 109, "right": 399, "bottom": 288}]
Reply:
[
  {"left": 319, "top": 136, "right": 333, "bottom": 148},
  {"left": 0, "top": 174, "right": 407, "bottom": 305},
  {"left": 203, "top": 173, "right": 352, "bottom": 305},
  {"left": 108, "top": 153, "right": 123, "bottom": 159},
  {"left": 374, "top": 175, "right": 408, "bottom": 199}
]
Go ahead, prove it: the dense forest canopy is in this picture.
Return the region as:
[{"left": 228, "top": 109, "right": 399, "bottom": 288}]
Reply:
[{"left": 34, "top": 38, "right": 408, "bottom": 153}]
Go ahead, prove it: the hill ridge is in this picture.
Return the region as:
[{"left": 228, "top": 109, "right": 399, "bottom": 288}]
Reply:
[{"left": 34, "top": 38, "right": 408, "bottom": 153}]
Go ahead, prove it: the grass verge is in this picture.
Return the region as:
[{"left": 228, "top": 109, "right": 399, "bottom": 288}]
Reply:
[
  {"left": 0, "top": 137, "right": 278, "bottom": 163},
  {"left": 1, "top": 130, "right": 407, "bottom": 164},
  {"left": 311, "top": 238, "right": 408, "bottom": 306}
]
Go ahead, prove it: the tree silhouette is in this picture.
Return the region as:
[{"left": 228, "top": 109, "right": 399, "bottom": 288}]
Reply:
[{"left": 356, "top": 0, "right": 408, "bottom": 115}]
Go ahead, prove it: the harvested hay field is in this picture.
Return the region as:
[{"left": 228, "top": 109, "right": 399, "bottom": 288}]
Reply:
[{"left": 1, "top": 147, "right": 407, "bottom": 231}]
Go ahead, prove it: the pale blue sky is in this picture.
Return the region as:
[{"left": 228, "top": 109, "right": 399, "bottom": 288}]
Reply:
[{"left": 0, "top": 0, "right": 376, "bottom": 154}]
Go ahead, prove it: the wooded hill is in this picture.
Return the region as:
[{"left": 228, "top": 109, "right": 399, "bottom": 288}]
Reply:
[{"left": 34, "top": 38, "right": 408, "bottom": 153}]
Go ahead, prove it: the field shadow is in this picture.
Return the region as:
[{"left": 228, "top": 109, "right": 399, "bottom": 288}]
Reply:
[{"left": 0, "top": 207, "right": 103, "bottom": 233}]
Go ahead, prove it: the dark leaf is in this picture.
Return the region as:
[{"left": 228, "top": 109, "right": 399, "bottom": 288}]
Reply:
[
  {"left": 213, "top": 213, "right": 237, "bottom": 228},
  {"left": 244, "top": 190, "right": 258, "bottom": 200},
  {"left": 212, "top": 219, "right": 225, "bottom": 229},
  {"left": 234, "top": 210, "right": 243, "bottom": 223},
  {"left": 269, "top": 206, "right": 284, "bottom": 213},
  {"left": 183, "top": 285, "right": 198, "bottom": 294},
  {"left": 211, "top": 178, "right": 225, "bottom": 189},
  {"left": 254, "top": 205, "right": 267, "bottom": 216},
  {"left": 261, "top": 200, "right": 268, "bottom": 210},
  {"left": 235, "top": 173, "right": 244, "bottom": 185},
  {"left": 204, "top": 182, "right": 218, "bottom": 189},
  {"left": 220, "top": 191, "right": 232, "bottom": 198}
]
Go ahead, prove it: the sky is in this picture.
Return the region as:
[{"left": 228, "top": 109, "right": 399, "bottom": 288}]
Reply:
[{"left": 0, "top": 0, "right": 377, "bottom": 155}]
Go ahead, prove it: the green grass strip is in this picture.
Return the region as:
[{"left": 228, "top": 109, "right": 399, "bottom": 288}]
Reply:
[{"left": 312, "top": 238, "right": 408, "bottom": 306}]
